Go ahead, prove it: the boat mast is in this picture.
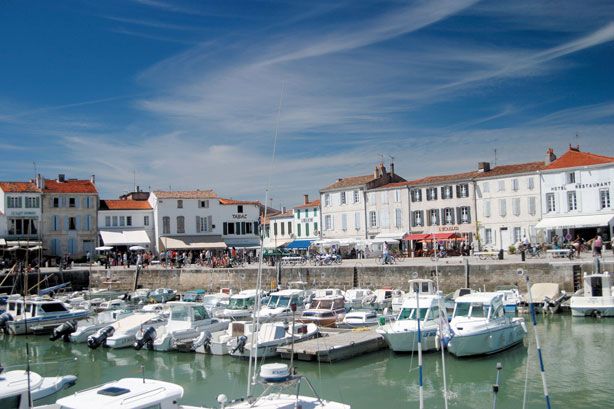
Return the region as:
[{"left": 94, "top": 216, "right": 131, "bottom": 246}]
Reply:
[{"left": 416, "top": 289, "right": 423, "bottom": 409}]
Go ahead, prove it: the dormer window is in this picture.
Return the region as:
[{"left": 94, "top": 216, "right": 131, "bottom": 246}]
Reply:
[
  {"left": 177, "top": 200, "right": 183, "bottom": 208},
  {"left": 567, "top": 172, "right": 576, "bottom": 184},
  {"left": 237, "top": 205, "right": 244, "bottom": 213}
]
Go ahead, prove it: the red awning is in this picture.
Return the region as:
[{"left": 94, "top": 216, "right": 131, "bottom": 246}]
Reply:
[
  {"left": 430, "top": 232, "right": 461, "bottom": 240},
  {"left": 403, "top": 233, "right": 432, "bottom": 241}
]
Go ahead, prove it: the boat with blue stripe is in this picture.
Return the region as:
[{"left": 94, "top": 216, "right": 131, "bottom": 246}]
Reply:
[{"left": 0, "top": 297, "right": 90, "bottom": 335}]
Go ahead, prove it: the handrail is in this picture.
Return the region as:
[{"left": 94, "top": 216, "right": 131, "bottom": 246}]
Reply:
[{"left": 121, "top": 386, "right": 166, "bottom": 404}]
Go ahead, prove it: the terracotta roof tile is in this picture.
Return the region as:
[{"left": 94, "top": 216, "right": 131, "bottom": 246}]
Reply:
[
  {"left": 153, "top": 190, "right": 217, "bottom": 199},
  {"left": 405, "top": 170, "right": 479, "bottom": 187},
  {"left": 0, "top": 181, "right": 40, "bottom": 193},
  {"left": 269, "top": 210, "right": 294, "bottom": 219},
  {"left": 321, "top": 174, "right": 375, "bottom": 191},
  {"left": 545, "top": 147, "right": 614, "bottom": 170},
  {"left": 474, "top": 161, "right": 545, "bottom": 178},
  {"left": 100, "top": 200, "right": 152, "bottom": 210},
  {"left": 43, "top": 179, "right": 98, "bottom": 194},
  {"left": 294, "top": 199, "right": 321, "bottom": 209},
  {"left": 219, "top": 198, "right": 261, "bottom": 206}
]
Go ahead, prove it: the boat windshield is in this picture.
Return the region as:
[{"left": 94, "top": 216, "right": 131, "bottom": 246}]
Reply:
[
  {"left": 314, "top": 299, "right": 333, "bottom": 309},
  {"left": 454, "top": 302, "right": 488, "bottom": 318},
  {"left": 170, "top": 305, "right": 190, "bottom": 321},
  {"left": 192, "top": 305, "right": 209, "bottom": 321},
  {"left": 40, "top": 303, "right": 69, "bottom": 313},
  {"left": 228, "top": 297, "right": 254, "bottom": 309},
  {"left": 398, "top": 307, "right": 428, "bottom": 321}
]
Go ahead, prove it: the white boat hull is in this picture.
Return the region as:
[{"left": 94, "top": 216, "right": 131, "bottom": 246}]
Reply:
[
  {"left": 448, "top": 320, "right": 526, "bottom": 357},
  {"left": 377, "top": 326, "right": 438, "bottom": 352},
  {"left": 7, "top": 311, "right": 90, "bottom": 335},
  {"left": 570, "top": 297, "right": 614, "bottom": 317}
]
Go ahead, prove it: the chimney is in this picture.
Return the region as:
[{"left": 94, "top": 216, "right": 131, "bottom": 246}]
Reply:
[
  {"left": 390, "top": 162, "right": 395, "bottom": 177},
  {"left": 90, "top": 174, "right": 96, "bottom": 184},
  {"left": 478, "top": 162, "right": 491, "bottom": 172},
  {"left": 303, "top": 194, "right": 309, "bottom": 205},
  {"left": 374, "top": 166, "right": 379, "bottom": 179},
  {"left": 545, "top": 148, "right": 557, "bottom": 165},
  {"left": 58, "top": 174, "right": 65, "bottom": 183},
  {"left": 569, "top": 144, "right": 580, "bottom": 152},
  {"left": 36, "top": 173, "right": 45, "bottom": 190},
  {"left": 282, "top": 206, "right": 287, "bottom": 213}
]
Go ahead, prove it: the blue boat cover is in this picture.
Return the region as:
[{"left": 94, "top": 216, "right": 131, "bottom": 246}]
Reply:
[{"left": 285, "top": 240, "right": 314, "bottom": 249}]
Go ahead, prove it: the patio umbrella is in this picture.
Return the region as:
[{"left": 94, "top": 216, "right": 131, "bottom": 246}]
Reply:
[
  {"left": 7, "top": 246, "right": 20, "bottom": 251},
  {"left": 95, "top": 246, "right": 113, "bottom": 251},
  {"left": 27, "top": 245, "right": 43, "bottom": 251},
  {"left": 129, "top": 245, "right": 146, "bottom": 251}
]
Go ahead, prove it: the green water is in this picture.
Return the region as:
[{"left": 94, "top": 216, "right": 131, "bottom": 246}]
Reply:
[{"left": 1, "top": 315, "right": 612, "bottom": 409}]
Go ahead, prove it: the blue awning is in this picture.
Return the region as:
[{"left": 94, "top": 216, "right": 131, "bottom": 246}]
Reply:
[{"left": 285, "top": 239, "right": 314, "bottom": 250}]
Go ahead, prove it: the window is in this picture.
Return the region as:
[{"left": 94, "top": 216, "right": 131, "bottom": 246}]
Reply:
[
  {"left": 162, "top": 217, "right": 170, "bottom": 234},
  {"left": 324, "top": 215, "right": 333, "bottom": 230},
  {"left": 105, "top": 216, "right": 111, "bottom": 227},
  {"left": 69, "top": 217, "right": 76, "bottom": 230},
  {"left": 546, "top": 193, "right": 556, "bottom": 213},
  {"left": 368, "top": 192, "right": 376, "bottom": 203},
  {"left": 567, "top": 191, "right": 577, "bottom": 211},
  {"left": 297, "top": 223, "right": 302, "bottom": 237},
  {"left": 444, "top": 208, "right": 454, "bottom": 225},
  {"left": 512, "top": 198, "right": 520, "bottom": 216},
  {"left": 176, "top": 216, "right": 185, "bottom": 233},
  {"left": 25, "top": 197, "right": 40, "bottom": 208},
  {"left": 460, "top": 206, "right": 470, "bottom": 223},
  {"left": 442, "top": 186, "right": 453, "bottom": 199},
  {"left": 313, "top": 222, "right": 318, "bottom": 235},
  {"left": 313, "top": 207, "right": 318, "bottom": 216},
  {"left": 528, "top": 197, "right": 536, "bottom": 216},
  {"left": 369, "top": 211, "right": 377, "bottom": 227},
  {"left": 177, "top": 200, "right": 183, "bottom": 208},
  {"left": 281, "top": 222, "right": 285, "bottom": 236},
  {"left": 428, "top": 209, "right": 439, "bottom": 225},
  {"left": 341, "top": 214, "right": 348, "bottom": 231},
  {"left": 512, "top": 179, "right": 519, "bottom": 191},
  {"left": 484, "top": 201, "right": 491, "bottom": 218},
  {"left": 227, "top": 222, "right": 235, "bottom": 235},
  {"left": 340, "top": 192, "right": 346, "bottom": 205},
  {"left": 482, "top": 182, "right": 490, "bottom": 193},
  {"left": 199, "top": 200, "right": 209, "bottom": 208},
  {"left": 412, "top": 210, "right": 423, "bottom": 227},
  {"left": 69, "top": 197, "right": 76, "bottom": 208},
  {"left": 53, "top": 197, "right": 60, "bottom": 208},
  {"left": 600, "top": 189, "right": 611, "bottom": 209},
  {"left": 567, "top": 172, "right": 576, "bottom": 184},
  {"left": 353, "top": 190, "right": 359, "bottom": 203},
  {"left": 379, "top": 210, "right": 389, "bottom": 228},
  {"left": 324, "top": 194, "right": 331, "bottom": 207},
  {"left": 144, "top": 215, "right": 149, "bottom": 226},
  {"left": 7, "top": 197, "right": 22, "bottom": 208},
  {"left": 457, "top": 184, "right": 469, "bottom": 198},
  {"left": 499, "top": 199, "right": 507, "bottom": 217},
  {"left": 237, "top": 205, "right": 244, "bottom": 213},
  {"left": 497, "top": 180, "right": 505, "bottom": 192},
  {"left": 119, "top": 216, "right": 125, "bottom": 227},
  {"left": 381, "top": 191, "right": 388, "bottom": 204},
  {"left": 126, "top": 216, "right": 132, "bottom": 226},
  {"left": 410, "top": 189, "right": 422, "bottom": 202},
  {"left": 246, "top": 221, "right": 253, "bottom": 234},
  {"left": 307, "top": 223, "right": 311, "bottom": 236},
  {"left": 112, "top": 216, "right": 118, "bottom": 227},
  {"left": 527, "top": 177, "right": 535, "bottom": 190},
  {"left": 513, "top": 227, "right": 522, "bottom": 243},
  {"left": 395, "top": 189, "right": 401, "bottom": 202},
  {"left": 395, "top": 208, "right": 402, "bottom": 228},
  {"left": 196, "top": 216, "right": 207, "bottom": 233},
  {"left": 484, "top": 228, "right": 493, "bottom": 245},
  {"left": 354, "top": 212, "right": 361, "bottom": 230},
  {"left": 426, "top": 187, "right": 437, "bottom": 201}
]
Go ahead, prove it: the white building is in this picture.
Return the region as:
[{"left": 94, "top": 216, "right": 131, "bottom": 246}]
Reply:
[
  {"left": 218, "top": 198, "right": 261, "bottom": 249},
  {"left": 98, "top": 198, "right": 155, "bottom": 251},
  {"left": 536, "top": 146, "right": 614, "bottom": 244},
  {"left": 263, "top": 210, "right": 294, "bottom": 249},
  {"left": 292, "top": 195, "right": 321, "bottom": 242},
  {"left": 0, "top": 181, "right": 42, "bottom": 246},
  {"left": 474, "top": 161, "right": 544, "bottom": 250},
  {"left": 320, "top": 163, "right": 405, "bottom": 241},
  {"left": 365, "top": 183, "right": 410, "bottom": 241}
]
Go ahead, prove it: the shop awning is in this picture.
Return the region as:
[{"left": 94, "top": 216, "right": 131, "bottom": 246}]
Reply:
[
  {"left": 430, "top": 232, "right": 461, "bottom": 240},
  {"left": 403, "top": 233, "right": 431, "bottom": 241},
  {"left": 100, "top": 230, "right": 151, "bottom": 246},
  {"left": 160, "top": 235, "right": 227, "bottom": 250},
  {"left": 285, "top": 239, "right": 314, "bottom": 250},
  {"left": 375, "top": 232, "right": 405, "bottom": 240},
  {"left": 5, "top": 240, "right": 43, "bottom": 247},
  {"left": 535, "top": 214, "right": 614, "bottom": 230},
  {"left": 224, "top": 239, "right": 260, "bottom": 248}
]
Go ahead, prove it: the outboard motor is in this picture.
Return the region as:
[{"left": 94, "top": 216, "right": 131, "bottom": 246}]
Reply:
[
  {"left": 134, "top": 326, "right": 157, "bottom": 350},
  {"left": 50, "top": 320, "right": 78, "bottom": 342},
  {"left": 232, "top": 335, "right": 248, "bottom": 354},
  {"left": 87, "top": 326, "right": 115, "bottom": 349},
  {"left": 0, "top": 312, "right": 13, "bottom": 333}
]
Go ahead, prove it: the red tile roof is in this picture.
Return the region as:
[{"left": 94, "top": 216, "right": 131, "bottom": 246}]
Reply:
[
  {"left": 404, "top": 170, "right": 479, "bottom": 187},
  {"left": 100, "top": 200, "right": 152, "bottom": 210},
  {"left": 0, "top": 181, "right": 40, "bottom": 193},
  {"left": 545, "top": 147, "right": 614, "bottom": 170},
  {"left": 219, "top": 198, "right": 261, "bottom": 206},
  {"left": 294, "top": 199, "right": 321, "bottom": 209},
  {"left": 153, "top": 190, "right": 217, "bottom": 199},
  {"left": 474, "top": 161, "right": 545, "bottom": 178},
  {"left": 321, "top": 174, "right": 375, "bottom": 191},
  {"left": 43, "top": 179, "right": 98, "bottom": 194},
  {"left": 269, "top": 210, "right": 294, "bottom": 219}
]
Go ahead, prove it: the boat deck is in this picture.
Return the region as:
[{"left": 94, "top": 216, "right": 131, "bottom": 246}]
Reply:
[{"left": 277, "top": 328, "right": 386, "bottom": 362}]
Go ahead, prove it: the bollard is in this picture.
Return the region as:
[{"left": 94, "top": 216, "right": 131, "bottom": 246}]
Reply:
[
  {"left": 498, "top": 249, "right": 504, "bottom": 260},
  {"left": 521, "top": 250, "right": 526, "bottom": 262}
]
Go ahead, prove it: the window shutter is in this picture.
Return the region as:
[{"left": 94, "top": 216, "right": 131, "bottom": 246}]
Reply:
[
  {"left": 449, "top": 208, "right": 455, "bottom": 224},
  {"left": 76, "top": 216, "right": 81, "bottom": 230},
  {"left": 331, "top": 215, "right": 335, "bottom": 230},
  {"left": 410, "top": 211, "right": 415, "bottom": 227},
  {"left": 456, "top": 185, "right": 461, "bottom": 198},
  {"left": 64, "top": 217, "right": 69, "bottom": 231},
  {"left": 355, "top": 212, "right": 361, "bottom": 229},
  {"left": 457, "top": 207, "right": 462, "bottom": 224},
  {"left": 466, "top": 207, "right": 471, "bottom": 224},
  {"left": 61, "top": 196, "right": 66, "bottom": 207}
]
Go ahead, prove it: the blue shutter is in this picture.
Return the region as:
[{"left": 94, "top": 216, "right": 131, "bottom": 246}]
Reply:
[
  {"left": 76, "top": 216, "right": 81, "bottom": 231},
  {"left": 64, "top": 217, "right": 69, "bottom": 231}
]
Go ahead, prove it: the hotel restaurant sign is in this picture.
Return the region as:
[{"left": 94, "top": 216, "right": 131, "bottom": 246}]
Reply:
[{"left": 550, "top": 181, "right": 611, "bottom": 192}]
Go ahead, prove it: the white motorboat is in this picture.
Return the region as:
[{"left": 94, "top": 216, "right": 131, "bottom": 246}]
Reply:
[
  {"left": 312, "top": 288, "right": 344, "bottom": 299},
  {"left": 391, "top": 279, "right": 436, "bottom": 313},
  {"left": 299, "top": 295, "right": 346, "bottom": 327},
  {"left": 344, "top": 288, "right": 375, "bottom": 309},
  {"left": 228, "top": 321, "right": 319, "bottom": 358},
  {"left": 0, "top": 368, "right": 77, "bottom": 404},
  {"left": 0, "top": 298, "right": 90, "bottom": 335},
  {"left": 48, "top": 310, "right": 133, "bottom": 343},
  {"left": 217, "top": 289, "right": 261, "bottom": 320},
  {"left": 338, "top": 310, "right": 379, "bottom": 328},
  {"left": 87, "top": 312, "right": 166, "bottom": 349},
  {"left": 195, "top": 321, "right": 254, "bottom": 356},
  {"left": 254, "top": 289, "right": 307, "bottom": 322},
  {"left": 377, "top": 294, "right": 447, "bottom": 352},
  {"left": 447, "top": 292, "right": 527, "bottom": 357},
  {"left": 201, "top": 294, "right": 230, "bottom": 318},
  {"left": 33, "top": 377, "right": 203, "bottom": 409},
  {"left": 495, "top": 285, "right": 522, "bottom": 314},
  {"left": 570, "top": 272, "right": 614, "bottom": 317},
  {"left": 95, "top": 299, "right": 129, "bottom": 312},
  {"left": 140, "top": 302, "right": 229, "bottom": 352},
  {"left": 129, "top": 288, "right": 152, "bottom": 304},
  {"left": 147, "top": 288, "right": 177, "bottom": 303}
]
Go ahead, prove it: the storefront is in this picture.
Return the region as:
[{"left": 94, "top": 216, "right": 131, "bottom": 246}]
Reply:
[{"left": 535, "top": 214, "right": 613, "bottom": 246}]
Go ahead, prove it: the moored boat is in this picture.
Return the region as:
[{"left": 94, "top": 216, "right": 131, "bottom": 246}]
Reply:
[{"left": 570, "top": 272, "right": 614, "bottom": 317}]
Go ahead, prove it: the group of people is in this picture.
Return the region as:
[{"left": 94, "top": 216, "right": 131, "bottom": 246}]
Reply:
[
  {"left": 102, "top": 250, "right": 153, "bottom": 269},
  {"left": 548, "top": 233, "right": 605, "bottom": 257}
]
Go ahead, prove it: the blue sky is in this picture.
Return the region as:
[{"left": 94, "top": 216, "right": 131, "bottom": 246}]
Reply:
[{"left": 1, "top": 0, "right": 614, "bottom": 208}]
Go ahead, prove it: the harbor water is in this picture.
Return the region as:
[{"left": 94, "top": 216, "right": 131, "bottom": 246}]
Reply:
[{"left": 1, "top": 315, "right": 612, "bottom": 409}]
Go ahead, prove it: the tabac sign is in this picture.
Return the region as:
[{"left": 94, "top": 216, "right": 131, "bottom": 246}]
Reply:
[
  {"left": 550, "top": 181, "right": 611, "bottom": 192},
  {"left": 232, "top": 214, "right": 248, "bottom": 219}
]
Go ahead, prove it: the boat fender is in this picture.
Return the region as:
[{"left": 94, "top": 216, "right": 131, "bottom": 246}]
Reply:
[
  {"left": 435, "top": 333, "right": 440, "bottom": 351},
  {"left": 0, "top": 312, "right": 13, "bottom": 332},
  {"left": 50, "top": 320, "right": 77, "bottom": 342},
  {"left": 134, "top": 326, "right": 157, "bottom": 350},
  {"left": 232, "top": 335, "right": 248, "bottom": 354},
  {"left": 520, "top": 321, "right": 528, "bottom": 333},
  {"left": 87, "top": 326, "right": 115, "bottom": 349}
]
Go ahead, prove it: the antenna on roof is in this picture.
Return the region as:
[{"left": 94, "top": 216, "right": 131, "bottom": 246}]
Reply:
[
  {"left": 33, "top": 162, "right": 37, "bottom": 180},
  {"left": 378, "top": 153, "right": 384, "bottom": 164},
  {"left": 494, "top": 149, "right": 497, "bottom": 167},
  {"left": 133, "top": 169, "right": 136, "bottom": 193}
]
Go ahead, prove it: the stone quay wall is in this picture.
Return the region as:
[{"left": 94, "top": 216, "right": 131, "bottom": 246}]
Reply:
[{"left": 85, "top": 260, "right": 614, "bottom": 294}]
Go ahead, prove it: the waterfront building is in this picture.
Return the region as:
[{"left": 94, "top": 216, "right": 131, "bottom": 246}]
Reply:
[
  {"left": 98, "top": 195, "right": 155, "bottom": 251},
  {"left": 474, "top": 161, "right": 544, "bottom": 250},
  {"left": 0, "top": 181, "right": 42, "bottom": 247},
  {"left": 39, "top": 174, "right": 98, "bottom": 259},
  {"left": 406, "top": 170, "right": 477, "bottom": 246},
  {"left": 364, "top": 182, "right": 410, "bottom": 243},
  {"left": 536, "top": 146, "right": 614, "bottom": 244},
  {"left": 218, "top": 198, "right": 261, "bottom": 248},
  {"left": 320, "top": 163, "right": 405, "bottom": 242},
  {"left": 263, "top": 209, "right": 294, "bottom": 249},
  {"left": 289, "top": 195, "right": 321, "bottom": 249}
]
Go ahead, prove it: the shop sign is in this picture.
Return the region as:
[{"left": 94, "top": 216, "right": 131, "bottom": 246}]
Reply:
[
  {"left": 300, "top": 217, "right": 314, "bottom": 223},
  {"left": 550, "top": 181, "right": 611, "bottom": 192},
  {"left": 232, "top": 214, "right": 248, "bottom": 219},
  {"left": 438, "top": 226, "right": 459, "bottom": 232},
  {"left": 8, "top": 211, "right": 38, "bottom": 217}
]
